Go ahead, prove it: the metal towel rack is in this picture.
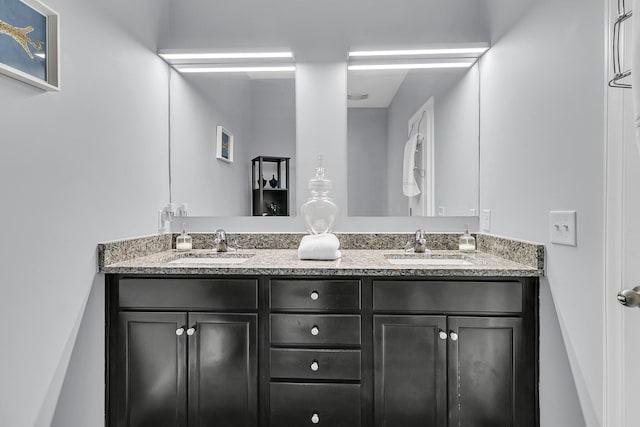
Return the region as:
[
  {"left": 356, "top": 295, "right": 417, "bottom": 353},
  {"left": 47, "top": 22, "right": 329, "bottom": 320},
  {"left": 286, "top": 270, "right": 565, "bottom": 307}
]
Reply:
[
  {"left": 610, "top": 0, "right": 633, "bottom": 88},
  {"left": 408, "top": 110, "right": 426, "bottom": 139}
]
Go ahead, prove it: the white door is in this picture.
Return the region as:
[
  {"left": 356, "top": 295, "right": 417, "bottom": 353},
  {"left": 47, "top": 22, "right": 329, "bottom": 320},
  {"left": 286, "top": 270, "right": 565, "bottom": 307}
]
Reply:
[{"left": 605, "top": 1, "right": 640, "bottom": 423}]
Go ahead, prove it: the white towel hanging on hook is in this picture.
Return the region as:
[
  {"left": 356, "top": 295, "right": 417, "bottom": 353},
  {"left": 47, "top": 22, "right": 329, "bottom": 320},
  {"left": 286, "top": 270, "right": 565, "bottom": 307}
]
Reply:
[{"left": 403, "top": 132, "right": 422, "bottom": 197}]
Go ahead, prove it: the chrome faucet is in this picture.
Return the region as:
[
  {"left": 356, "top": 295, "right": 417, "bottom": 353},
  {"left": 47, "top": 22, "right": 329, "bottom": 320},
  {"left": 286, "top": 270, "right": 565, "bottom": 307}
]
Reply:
[
  {"left": 413, "top": 229, "right": 428, "bottom": 253},
  {"left": 214, "top": 229, "right": 228, "bottom": 252}
]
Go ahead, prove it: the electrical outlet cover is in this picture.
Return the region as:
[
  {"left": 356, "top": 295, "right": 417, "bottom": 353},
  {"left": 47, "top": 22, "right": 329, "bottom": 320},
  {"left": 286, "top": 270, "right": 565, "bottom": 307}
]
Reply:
[
  {"left": 482, "top": 209, "right": 491, "bottom": 232},
  {"left": 550, "top": 210, "right": 577, "bottom": 246}
]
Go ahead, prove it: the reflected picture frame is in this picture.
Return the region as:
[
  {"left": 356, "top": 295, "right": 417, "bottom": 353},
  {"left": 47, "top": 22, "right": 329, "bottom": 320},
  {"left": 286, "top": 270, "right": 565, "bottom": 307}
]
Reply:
[
  {"left": 0, "top": 0, "right": 60, "bottom": 91},
  {"left": 216, "top": 125, "right": 234, "bottom": 163}
]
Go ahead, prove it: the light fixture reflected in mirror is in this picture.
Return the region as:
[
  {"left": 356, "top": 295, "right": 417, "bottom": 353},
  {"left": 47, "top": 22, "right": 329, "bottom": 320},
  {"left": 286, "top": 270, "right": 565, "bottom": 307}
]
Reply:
[{"left": 175, "top": 65, "right": 296, "bottom": 74}]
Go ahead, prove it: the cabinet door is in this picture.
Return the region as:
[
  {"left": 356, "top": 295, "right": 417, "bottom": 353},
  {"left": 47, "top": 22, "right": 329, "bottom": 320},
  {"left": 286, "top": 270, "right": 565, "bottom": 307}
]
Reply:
[
  {"left": 373, "top": 315, "right": 447, "bottom": 427},
  {"left": 188, "top": 313, "right": 258, "bottom": 427},
  {"left": 115, "top": 312, "right": 187, "bottom": 427},
  {"left": 448, "top": 317, "right": 532, "bottom": 427}
]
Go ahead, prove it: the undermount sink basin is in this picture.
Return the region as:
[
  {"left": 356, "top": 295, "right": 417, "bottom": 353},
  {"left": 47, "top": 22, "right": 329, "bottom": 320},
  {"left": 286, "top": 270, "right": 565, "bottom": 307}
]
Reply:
[
  {"left": 384, "top": 253, "right": 473, "bottom": 266},
  {"left": 386, "top": 258, "right": 473, "bottom": 266},
  {"left": 168, "top": 254, "right": 254, "bottom": 265}
]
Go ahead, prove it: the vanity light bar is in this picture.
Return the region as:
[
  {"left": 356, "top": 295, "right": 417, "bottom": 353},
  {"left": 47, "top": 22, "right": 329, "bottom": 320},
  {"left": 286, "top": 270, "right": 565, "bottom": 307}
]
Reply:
[
  {"left": 176, "top": 66, "right": 296, "bottom": 73},
  {"left": 159, "top": 51, "right": 293, "bottom": 60},
  {"left": 349, "top": 47, "right": 489, "bottom": 57},
  {"left": 348, "top": 62, "right": 474, "bottom": 71}
]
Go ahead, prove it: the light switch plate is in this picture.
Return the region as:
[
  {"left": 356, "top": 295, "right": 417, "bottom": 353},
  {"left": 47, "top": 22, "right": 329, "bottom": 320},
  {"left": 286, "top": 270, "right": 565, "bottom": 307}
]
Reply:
[
  {"left": 550, "top": 210, "right": 577, "bottom": 246},
  {"left": 482, "top": 209, "right": 491, "bottom": 232}
]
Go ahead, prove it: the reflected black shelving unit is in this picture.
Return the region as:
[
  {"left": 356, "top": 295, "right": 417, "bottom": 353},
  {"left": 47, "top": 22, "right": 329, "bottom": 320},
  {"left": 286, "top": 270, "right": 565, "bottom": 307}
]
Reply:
[{"left": 252, "top": 156, "right": 290, "bottom": 216}]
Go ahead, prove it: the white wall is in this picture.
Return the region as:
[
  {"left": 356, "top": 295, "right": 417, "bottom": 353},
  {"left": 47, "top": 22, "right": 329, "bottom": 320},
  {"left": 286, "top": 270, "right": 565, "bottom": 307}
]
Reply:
[
  {"left": 386, "top": 68, "right": 480, "bottom": 216},
  {"left": 171, "top": 76, "right": 296, "bottom": 217},
  {"left": 479, "top": 0, "right": 604, "bottom": 426},
  {"left": 434, "top": 65, "right": 479, "bottom": 216},
  {"left": 347, "top": 108, "right": 389, "bottom": 216},
  {"left": 248, "top": 79, "right": 297, "bottom": 214},
  {"left": 170, "top": 72, "right": 253, "bottom": 216},
  {"left": 0, "top": 1, "right": 170, "bottom": 426},
  {"left": 296, "top": 63, "right": 348, "bottom": 215}
]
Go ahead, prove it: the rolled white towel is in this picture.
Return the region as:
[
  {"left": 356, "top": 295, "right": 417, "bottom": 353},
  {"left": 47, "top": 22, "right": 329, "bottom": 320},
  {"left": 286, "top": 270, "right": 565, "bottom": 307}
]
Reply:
[{"left": 298, "top": 233, "right": 342, "bottom": 260}]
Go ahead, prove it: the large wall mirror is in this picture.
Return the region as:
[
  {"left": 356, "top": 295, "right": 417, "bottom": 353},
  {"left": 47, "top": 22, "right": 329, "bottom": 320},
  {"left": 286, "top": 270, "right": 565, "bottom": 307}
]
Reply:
[
  {"left": 169, "top": 69, "right": 296, "bottom": 217},
  {"left": 347, "top": 63, "right": 479, "bottom": 217},
  {"left": 166, "top": 58, "right": 480, "bottom": 221}
]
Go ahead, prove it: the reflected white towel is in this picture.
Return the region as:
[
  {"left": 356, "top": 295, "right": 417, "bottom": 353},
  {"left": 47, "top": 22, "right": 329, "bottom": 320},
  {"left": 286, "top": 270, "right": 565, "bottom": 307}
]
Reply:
[
  {"left": 298, "top": 233, "right": 341, "bottom": 260},
  {"left": 403, "top": 133, "right": 422, "bottom": 197},
  {"left": 633, "top": 0, "right": 640, "bottom": 155}
]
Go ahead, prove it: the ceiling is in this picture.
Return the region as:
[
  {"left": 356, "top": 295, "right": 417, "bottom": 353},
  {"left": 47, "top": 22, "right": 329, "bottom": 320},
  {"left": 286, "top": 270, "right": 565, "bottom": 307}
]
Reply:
[
  {"left": 163, "top": 0, "right": 535, "bottom": 61},
  {"left": 165, "top": 0, "right": 534, "bottom": 108},
  {"left": 347, "top": 70, "right": 408, "bottom": 108}
]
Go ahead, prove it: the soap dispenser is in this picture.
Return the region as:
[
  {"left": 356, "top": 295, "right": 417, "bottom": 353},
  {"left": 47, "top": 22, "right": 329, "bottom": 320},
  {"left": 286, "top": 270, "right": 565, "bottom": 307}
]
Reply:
[
  {"left": 176, "top": 223, "right": 193, "bottom": 251},
  {"left": 459, "top": 224, "right": 476, "bottom": 252}
]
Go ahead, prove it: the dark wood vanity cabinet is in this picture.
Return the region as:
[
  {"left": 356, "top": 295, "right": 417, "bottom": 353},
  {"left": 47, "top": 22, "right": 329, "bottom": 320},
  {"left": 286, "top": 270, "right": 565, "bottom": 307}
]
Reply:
[
  {"left": 372, "top": 279, "right": 538, "bottom": 427},
  {"left": 268, "top": 279, "right": 363, "bottom": 427},
  {"left": 106, "top": 275, "right": 537, "bottom": 427},
  {"left": 107, "top": 277, "right": 258, "bottom": 427}
]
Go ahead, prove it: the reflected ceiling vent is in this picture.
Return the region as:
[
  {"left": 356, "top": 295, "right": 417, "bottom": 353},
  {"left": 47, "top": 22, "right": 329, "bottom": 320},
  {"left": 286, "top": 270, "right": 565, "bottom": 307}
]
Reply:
[{"left": 347, "top": 93, "right": 369, "bottom": 101}]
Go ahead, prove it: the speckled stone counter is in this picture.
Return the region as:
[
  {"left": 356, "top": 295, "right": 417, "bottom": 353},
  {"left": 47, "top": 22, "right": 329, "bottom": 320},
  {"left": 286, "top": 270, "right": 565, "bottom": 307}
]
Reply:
[{"left": 99, "top": 247, "right": 542, "bottom": 278}]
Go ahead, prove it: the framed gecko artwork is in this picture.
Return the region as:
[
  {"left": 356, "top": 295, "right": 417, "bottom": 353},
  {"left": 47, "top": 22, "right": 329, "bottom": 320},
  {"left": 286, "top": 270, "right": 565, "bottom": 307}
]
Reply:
[{"left": 0, "top": 0, "right": 59, "bottom": 90}]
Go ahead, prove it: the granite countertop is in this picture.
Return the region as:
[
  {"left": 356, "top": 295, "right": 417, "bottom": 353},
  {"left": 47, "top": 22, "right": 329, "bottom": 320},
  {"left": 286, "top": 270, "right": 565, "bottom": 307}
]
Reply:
[{"left": 99, "top": 248, "right": 542, "bottom": 277}]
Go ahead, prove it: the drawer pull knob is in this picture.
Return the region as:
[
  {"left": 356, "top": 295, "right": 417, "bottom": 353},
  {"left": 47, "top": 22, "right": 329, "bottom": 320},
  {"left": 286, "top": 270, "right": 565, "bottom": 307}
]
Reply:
[
  {"left": 310, "top": 361, "right": 319, "bottom": 371},
  {"left": 187, "top": 327, "right": 196, "bottom": 336},
  {"left": 311, "top": 326, "right": 320, "bottom": 336},
  {"left": 176, "top": 328, "right": 185, "bottom": 336},
  {"left": 310, "top": 291, "right": 319, "bottom": 301},
  {"left": 438, "top": 330, "right": 447, "bottom": 340},
  {"left": 450, "top": 331, "right": 458, "bottom": 341},
  {"left": 311, "top": 413, "right": 320, "bottom": 424}
]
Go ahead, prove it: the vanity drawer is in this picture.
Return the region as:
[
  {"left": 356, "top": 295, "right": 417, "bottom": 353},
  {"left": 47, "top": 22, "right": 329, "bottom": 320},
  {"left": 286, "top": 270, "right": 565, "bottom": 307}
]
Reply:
[
  {"left": 270, "top": 349, "right": 361, "bottom": 380},
  {"left": 270, "top": 314, "right": 361, "bottom": 346},
  {"left": 118, "top": 278, "right": 258, "bottom": 310},
  {"left": 270, "top": 279, "right": 360, "bottom": 312},
  {"left": 270, "top": 383, "right": 361, "bottom": 427},
  {"left": 373, "top": 280, "right": 523, "bottom": 313}
]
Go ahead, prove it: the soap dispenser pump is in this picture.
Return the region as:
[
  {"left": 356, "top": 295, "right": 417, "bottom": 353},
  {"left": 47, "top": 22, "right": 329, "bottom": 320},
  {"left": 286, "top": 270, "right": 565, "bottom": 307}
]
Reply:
[
  {"left": 459, "top": 224, "right": 476, "bottom": 252},
  {"left": 176, "top": 223, "right": 193, "bottom": 251}
]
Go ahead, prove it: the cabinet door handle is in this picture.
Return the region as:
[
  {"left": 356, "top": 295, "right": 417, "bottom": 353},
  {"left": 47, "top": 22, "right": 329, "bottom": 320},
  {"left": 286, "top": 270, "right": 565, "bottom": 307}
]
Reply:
[
  {"left": 450, "top": 331, "right": 458, "bottom": 341},
  {"left": 311, "top": 413, "right": 320, "bottom": 424},
  {"left": 310, "top": 326, "right": 320, "bottom": 336},
  {"left": 438, "top": 330, "right": 448, "bottom": 340},
  {"left": 310, "top": 290, "right": 319, "bottom": 301},
  {"left": 310, "top": 361, "right": 319, "bottom": 372},
  {"left": 175, "top": 327, "right": 185, "bottom": 336},
  {"left": 186, "top": 327, "right": 196, "bottom": 336}
]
